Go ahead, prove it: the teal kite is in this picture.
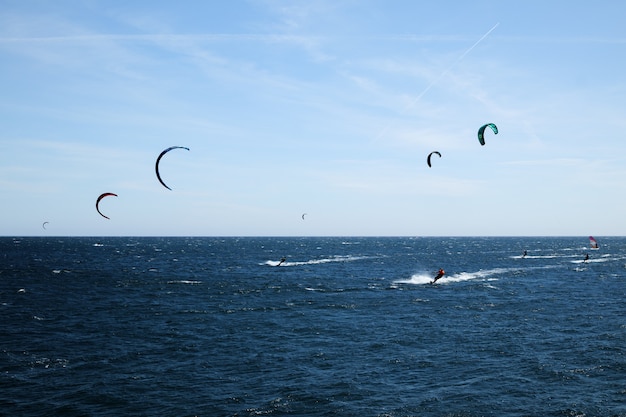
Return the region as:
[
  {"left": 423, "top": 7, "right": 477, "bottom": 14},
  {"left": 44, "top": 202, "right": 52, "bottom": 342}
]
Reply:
[{"left": 477, "top": 123, "right": 498, "bottom": 146}]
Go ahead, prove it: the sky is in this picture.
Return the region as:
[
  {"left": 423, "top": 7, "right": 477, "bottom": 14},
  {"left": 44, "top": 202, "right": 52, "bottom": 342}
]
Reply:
[{"left": 2, "top": 1, "right": 626, "bottom": 236}]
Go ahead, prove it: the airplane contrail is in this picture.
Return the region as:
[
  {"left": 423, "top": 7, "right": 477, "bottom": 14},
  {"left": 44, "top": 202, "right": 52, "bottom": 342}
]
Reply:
[{"left": 375, "top": 22, "right": 500, "bottom": 141}]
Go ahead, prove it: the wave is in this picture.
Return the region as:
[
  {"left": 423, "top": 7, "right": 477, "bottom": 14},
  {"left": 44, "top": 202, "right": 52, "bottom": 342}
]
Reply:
[
  {"left": 262, "top": 255, "right": 372, "bottom": 267},
  {"left": 392, "top": 273, "right": 433, "bottom": 286},
  {"left": 510, "top": 253, "right": 586, "bottom": 260},
  {"left": 570, "top": 254, "right": 626, "bottom": 264},
  {"left": 393, "top": 267, "right": 515, "bottom": 286},
  {"left": 510, "top": 255, "right": 561, "bottom": 259},
  {"left": 571, "top": 258, "right": 609, "bottom": 264}
]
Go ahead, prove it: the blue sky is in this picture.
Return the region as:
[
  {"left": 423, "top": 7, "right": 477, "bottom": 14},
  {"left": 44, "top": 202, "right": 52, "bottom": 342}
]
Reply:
[{"left": 1, "top": 1, "right": 625, "bottom": 236}]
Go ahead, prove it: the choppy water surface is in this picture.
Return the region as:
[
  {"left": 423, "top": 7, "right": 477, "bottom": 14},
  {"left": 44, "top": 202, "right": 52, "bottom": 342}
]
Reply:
[{"left": 1, "top": 237, "right": 624, "bottom": 416}]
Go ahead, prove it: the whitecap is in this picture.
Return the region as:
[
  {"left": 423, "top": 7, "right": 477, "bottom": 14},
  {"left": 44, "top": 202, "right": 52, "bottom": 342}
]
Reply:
[
  {"left": 393, "top": 273, "right": 433, "bottom": 286},
  {"left": 394, "top": 267, "right": 510, "bottom": 287},
  {"left": 444, "top": 268, "right": 508, "bottom": 283},
  {"left": 167, "top": 280, "right": 202, "bottom": 285},
  {"left": 263, "top": 255, "right": 373, "bottom": 267}
]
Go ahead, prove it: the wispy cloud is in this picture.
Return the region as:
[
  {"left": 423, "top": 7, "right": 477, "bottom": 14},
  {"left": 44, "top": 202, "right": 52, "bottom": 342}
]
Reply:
[
  {"left": 495, "top": 35, "right": 626, "bottom": 45},
  {"left": 0, "top": 33, "right": 327, "bottom": 44},
  {"left": 0, "top": 32, "right": 515, "bottom": 44}
]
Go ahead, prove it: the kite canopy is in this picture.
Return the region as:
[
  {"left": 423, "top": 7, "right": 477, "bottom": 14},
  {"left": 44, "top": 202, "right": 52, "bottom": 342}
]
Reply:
[
  {"left": 477, "top": 123, "right": 498, "bottom": 146},
  {"left": 155, "top": 146, "right": 190, "bottom": 190},
  {"left": 427, "top": 151, "right": 441, "bottom": 168},
  {"left": 96, "top": 193, "right": 118, "bottom": 219}
]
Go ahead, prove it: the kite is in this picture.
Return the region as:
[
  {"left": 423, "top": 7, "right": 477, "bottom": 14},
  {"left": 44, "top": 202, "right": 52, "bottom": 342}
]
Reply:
[
  {"left": 42, "top": 221, "right": 49, "bottom": 230},
  {"left": 96, "top": 193, "right": 118, "bottom": 220},
  {"left": 302, "top": 213, "right": 307, "bottom": 220},
  {"left": 477, "top": 123, "right": 498, "bottom": 146},
  {"left": 155, "top": 146, "right": 190, "bottom": 190},
  {"left": 427, "top": 151, "right": 441, "bottom": 168}
]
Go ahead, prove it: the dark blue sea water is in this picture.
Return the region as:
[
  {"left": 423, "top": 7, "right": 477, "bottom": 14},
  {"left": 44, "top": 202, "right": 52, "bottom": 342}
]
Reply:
[{"left": 1, "top": 237, "right": 624, "bottom": 416}]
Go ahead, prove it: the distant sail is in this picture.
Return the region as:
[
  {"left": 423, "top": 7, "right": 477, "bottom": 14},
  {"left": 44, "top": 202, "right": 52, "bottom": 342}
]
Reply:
[{"left": 589, "top": 236, "right": 599, "bottom": 249}]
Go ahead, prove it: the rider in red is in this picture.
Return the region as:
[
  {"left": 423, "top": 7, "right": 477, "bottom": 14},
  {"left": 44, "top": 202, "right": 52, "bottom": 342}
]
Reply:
[{"left": 432, "top": 268, "right": 445, "bottom": 284}]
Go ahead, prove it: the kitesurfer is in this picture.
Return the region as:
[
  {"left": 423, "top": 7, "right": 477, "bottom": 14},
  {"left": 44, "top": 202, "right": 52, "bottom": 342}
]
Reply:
[
  {"left": 431, "top": 268, "right": 445, "bottom": 284},
  {"left": 583, "top": 253, "right": 589, "bottom": 263},
  {"left": 277, "top": 257, "right": 286, "bottom": 266},
  {"left": 522, "top": 250, "right": 527, "bottom": 258}
]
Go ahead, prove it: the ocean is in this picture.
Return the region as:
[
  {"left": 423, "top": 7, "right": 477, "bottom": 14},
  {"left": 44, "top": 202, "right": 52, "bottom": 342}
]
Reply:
[{"left": 1, "top": 236, "right": 624, "bottom": 416}]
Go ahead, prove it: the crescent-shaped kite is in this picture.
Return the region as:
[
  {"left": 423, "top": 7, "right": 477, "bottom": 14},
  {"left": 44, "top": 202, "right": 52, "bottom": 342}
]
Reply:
[
  {"left": 427, "top": 151, "right": 441, "bottom": 168},
  {"left": 42, "top": 221, "right": 49, "bottom": 230},
  {"left": 477, "top": 123, "right": 498, "bottom": 146},
  {"left": 155, "top": 146, "right": 190, "bottom": 190},
  {"left": 96, "top": 193, "right": 118, "bottom": 220},
  {"left": 302, "top": 213, "right": 307, "bottom": 220}
]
